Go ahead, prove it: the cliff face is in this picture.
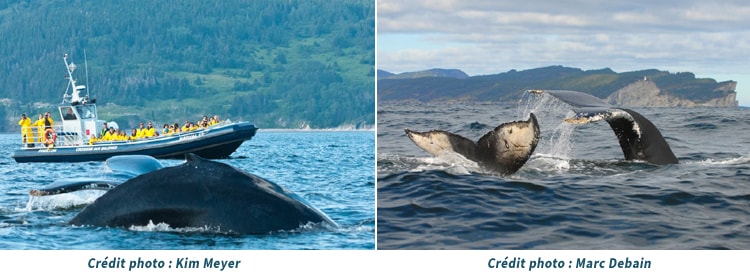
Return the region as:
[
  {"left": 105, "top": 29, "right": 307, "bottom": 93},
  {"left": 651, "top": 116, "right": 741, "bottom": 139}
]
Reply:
[{"left": 606, "top": 80, "right": 738, "bottom": 108}]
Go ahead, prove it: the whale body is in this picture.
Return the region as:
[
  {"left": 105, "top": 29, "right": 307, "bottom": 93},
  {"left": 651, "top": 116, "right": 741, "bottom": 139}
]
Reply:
[{"left": 69, "top": 154, "right": 337, "bottom": 234}]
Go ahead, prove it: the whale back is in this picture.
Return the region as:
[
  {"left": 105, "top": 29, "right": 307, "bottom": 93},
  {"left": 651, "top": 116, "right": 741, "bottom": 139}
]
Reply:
[{"left": 70, "top": 154, "right": 336, "bottom": 234}]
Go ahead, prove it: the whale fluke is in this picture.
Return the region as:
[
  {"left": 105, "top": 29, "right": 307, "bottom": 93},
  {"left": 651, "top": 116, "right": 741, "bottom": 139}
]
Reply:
[
  {"left": 405, "top": 113, "right": 540, "bottom": 175},
  {"left": 29, "top": 155, "right": 165, "bottom": 196},
  {"left": 29, "top": 178, "right": 120, "bottom": 196},
  {"left": 529, "top": 89, "right": 678, "bottom": 165}
]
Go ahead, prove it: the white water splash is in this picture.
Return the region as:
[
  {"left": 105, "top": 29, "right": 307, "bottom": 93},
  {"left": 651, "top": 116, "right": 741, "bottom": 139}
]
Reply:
[
  {"left": 690, "top": 156, "right": 750, "bottom": 166},
  {"left": 414, "top": 152, "right": 481, "bottom": 175},
  {"left": 21, "top": 190, "right": 105, "bottom": 212},
  {"left": 517, "top": 91, "right": 579, "bottom": 170},
  {"left": 128, "top": 220, "right": 223, "bottom": 233}
]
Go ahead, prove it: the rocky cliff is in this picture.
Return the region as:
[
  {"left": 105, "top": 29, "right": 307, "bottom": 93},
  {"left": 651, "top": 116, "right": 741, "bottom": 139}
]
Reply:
[{"left": 605, "top": 79, "right": 738, "bottom": 108}]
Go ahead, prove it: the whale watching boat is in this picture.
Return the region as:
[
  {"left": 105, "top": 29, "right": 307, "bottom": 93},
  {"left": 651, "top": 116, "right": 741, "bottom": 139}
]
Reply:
[{"left": 12, "top": 54, "right": 258, "bottom": 163}]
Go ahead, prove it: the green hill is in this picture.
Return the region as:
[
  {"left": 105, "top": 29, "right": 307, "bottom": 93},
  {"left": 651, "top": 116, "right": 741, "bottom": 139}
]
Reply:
[
  {"left": 378, "top": 68, "right": 469, "bottom": 80},
  {"left": 0, "top": 0, "right": 374, "bottom": 131}
]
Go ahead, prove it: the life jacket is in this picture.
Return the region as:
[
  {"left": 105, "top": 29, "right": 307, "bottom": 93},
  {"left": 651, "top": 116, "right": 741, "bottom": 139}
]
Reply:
[{"left": 145, "top": 127, "right": 156, "bottom": 137}]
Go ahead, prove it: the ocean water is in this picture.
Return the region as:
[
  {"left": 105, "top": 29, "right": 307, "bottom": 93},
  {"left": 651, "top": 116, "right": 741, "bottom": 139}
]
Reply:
[
  {"left": 0, "top": 130, "right": 375, "bottom": 249},
  {"left": 377, "top": 95, "right": 750, "bottom": 249}
]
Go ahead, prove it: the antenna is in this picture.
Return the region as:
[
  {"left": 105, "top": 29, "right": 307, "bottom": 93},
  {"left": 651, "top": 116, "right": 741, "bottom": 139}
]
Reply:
[{"left": 84, "top": 49, "right": 90, "bottom": 98}]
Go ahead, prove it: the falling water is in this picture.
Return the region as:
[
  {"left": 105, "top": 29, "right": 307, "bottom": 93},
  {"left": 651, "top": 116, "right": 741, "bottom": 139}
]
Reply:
[{"left": 517, "top": 91, "right": 579, "bottom": 170}]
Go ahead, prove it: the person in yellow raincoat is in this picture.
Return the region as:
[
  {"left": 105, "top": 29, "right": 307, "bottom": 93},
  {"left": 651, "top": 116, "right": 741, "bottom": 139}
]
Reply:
[
  {"left": 32, "top": 114, "right": 45, "bottom": 142},
  {"left": 18, "top": 114, "right": 33, "bottom": 146},
  {"left": 145, "top": 122, "right": 158, "bottom": 137}
]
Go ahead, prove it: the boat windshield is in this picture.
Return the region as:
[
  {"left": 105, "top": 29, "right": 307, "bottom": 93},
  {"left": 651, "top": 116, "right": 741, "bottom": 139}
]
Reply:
[
  {"left": 78, "top": 104, "right": 96, "bottom": 119},
  {"left": 61, "top": 106, "right": 78, "bottom": 120}
]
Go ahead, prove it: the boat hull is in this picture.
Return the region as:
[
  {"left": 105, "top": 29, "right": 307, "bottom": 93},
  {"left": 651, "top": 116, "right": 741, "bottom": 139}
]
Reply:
[{"left": 12, "top": 122, "right": 258, "bottom": 163}]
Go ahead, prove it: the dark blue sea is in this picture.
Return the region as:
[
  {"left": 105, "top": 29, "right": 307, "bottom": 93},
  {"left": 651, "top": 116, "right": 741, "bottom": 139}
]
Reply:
[
  {"left": 0, "top": 130, "right": 375, "bottom": 249},
  {"left": 377, "top": 95, "right": 750, "bottom": 249}
]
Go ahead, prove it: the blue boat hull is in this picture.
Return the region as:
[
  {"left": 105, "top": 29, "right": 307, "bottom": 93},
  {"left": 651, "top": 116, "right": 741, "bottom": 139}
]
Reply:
[{"left": 12, "top": 122, "right": 258, "bottom": 163}]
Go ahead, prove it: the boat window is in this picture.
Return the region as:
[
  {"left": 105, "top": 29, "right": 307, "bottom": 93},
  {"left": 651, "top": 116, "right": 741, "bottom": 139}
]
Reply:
[
  {"left": 61, "top": 106, "right": 77, "bottom": 120},
  {"left": 81, "top": 105, "right": 95, "bottom": 119}
]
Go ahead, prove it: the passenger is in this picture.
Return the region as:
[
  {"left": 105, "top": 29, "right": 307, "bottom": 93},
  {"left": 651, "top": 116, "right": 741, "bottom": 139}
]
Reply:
[
  {"left": 100, "top": 122, "right": 110, "bottom": 138},
  {"left": 201, "top": 115, "right": 210, "bottom": 127},
  {"left": 33, "top": 114, "right": 45, "bottom": 143},
  {"left": 136, "top": 122, "right": 146, "bottom": 139},
  {"left": 63, "top": 108, "right": 76, "bottom": 120},
  {"left": 181, "top": 121, "right": 190, "bottom": 132},
  {"left": 162, "top": 124, "right": 170, "bottom": 135},
  {"left": 43, "top": 112, "right": 54, "bottom": 130},
  {"left": 18, "top": 114, "right": 33, "bottom": 146},
  {"left": 103, "top": 127, "right": 117, "bottom": 141},
  {"left": 130, "top": 129, "right": 138, "bottom": 141},
  {"left": 167, "top": 124, "right": 178, "bottom": 135},
  {"left": 211, "top": 115, "right": 220, "bottom": 126},
  {"left": 145, "top": 122, "right": 158, "bottom": 137}
]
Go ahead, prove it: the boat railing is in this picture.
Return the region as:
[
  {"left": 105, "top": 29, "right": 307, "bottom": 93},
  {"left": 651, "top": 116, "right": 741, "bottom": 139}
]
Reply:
[{"left": 17, "top": 124, "right": 82, "bottom": 148}]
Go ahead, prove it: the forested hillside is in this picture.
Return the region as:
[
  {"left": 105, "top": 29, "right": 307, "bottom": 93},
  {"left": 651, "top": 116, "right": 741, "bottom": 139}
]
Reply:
[{"left": 0, "top": 0, "right": 374, "bottom": 131}]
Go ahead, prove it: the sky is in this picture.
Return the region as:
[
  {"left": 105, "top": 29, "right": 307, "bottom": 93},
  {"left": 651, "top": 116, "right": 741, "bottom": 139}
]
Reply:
[{"left": 377, "top": 0, "right": 750, "bottom": 106}]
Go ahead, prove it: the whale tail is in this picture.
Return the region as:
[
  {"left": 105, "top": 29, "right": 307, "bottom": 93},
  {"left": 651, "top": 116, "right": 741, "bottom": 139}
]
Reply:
[
  {"left": 29, "top": 155, "right": 165, "bottom": 196},
  {"left": 530, "top": 90, "right": 678, "bottom": 165},
  {"left": 405, "top": 113, "right": 540, "bottom": 175},
  {"left": 476, "top": 113, "right": 540, "bottom": 174}
]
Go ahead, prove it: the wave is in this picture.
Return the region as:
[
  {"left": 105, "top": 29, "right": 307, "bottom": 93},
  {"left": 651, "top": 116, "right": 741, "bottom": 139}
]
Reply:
[{"left": 689, "top": 155, "right": 750, "bottom": 165}]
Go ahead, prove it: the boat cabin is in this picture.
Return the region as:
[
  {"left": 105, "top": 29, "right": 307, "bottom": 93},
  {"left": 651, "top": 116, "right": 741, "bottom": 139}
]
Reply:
[{"left": 55, "top": 100, "right": 117, "bottom": 146}]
